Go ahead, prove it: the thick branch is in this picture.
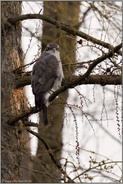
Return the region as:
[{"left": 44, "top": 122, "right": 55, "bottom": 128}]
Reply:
[
  {"left": 7, "top": 107, "right": 38, "bottom": 126},
  {"left": 23, "top": 120, "right": 39, "bottom": 127},
  {"left": 26, "top": 128, "right": 74, "bottom": 183},
  {"left": 8, "top": 13, "right": 119, "bottom": 51},
  {"left": 15, "top": 73, "right": 31, "bottom": 88},
  {"left": 15, "top": 74, "right": 121, "bottom": 89}
]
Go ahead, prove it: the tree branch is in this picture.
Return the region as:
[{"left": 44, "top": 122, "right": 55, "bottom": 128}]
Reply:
[
  {"left": 15, "top": 74, "right": 121, "bottom": 89},
  {"left": 15, "top": 73, "right": 31, "bottom": 88},
  {"left": 23, "top": 120, "right": 39, "bottom": 127},
  {"left": 8, "top": 13, "right": 120, "bottom": 51},
  {"left": 26, "top": 128, "right": 75, "bottom": 183},
  {"left": 7, "top": 107, "right": 38, "bottom": 126}
]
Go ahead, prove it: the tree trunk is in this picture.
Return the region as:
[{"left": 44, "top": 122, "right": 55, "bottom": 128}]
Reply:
[
  {"left": 32, "top": 2, "right": 80, "bottom": 182},
  {"left": 1, "top": 2, "right": 31, "bottom": 182}
]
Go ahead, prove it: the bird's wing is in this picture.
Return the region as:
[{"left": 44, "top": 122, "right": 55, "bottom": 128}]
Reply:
[{"left": 31, "top": 54, "right": 59, "bottom": 95}]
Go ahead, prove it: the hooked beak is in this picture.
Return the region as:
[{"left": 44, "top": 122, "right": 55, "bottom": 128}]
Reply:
[{"left": 53, "top": 48, "right": 56, "bottom": 53}]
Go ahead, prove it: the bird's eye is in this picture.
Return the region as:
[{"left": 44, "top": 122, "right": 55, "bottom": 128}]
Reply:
[
  {"left": 56, "top": 47, "right": 60, "bottom": 51},
  {"left": 46, "top": 47, "right": 50, "bottom": 51}
]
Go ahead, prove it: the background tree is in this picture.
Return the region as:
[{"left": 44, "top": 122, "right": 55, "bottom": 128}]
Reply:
[
  {"left": 32, "top": 2, "right": 80, "bottom": 182},
  {"left": 2, "top": 1, "right": 122, "bottom": 183}
]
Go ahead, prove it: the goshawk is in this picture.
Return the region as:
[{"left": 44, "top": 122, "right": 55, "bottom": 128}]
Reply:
[{"left": 31, "top": 43, "right": 64, "bottom": 125}]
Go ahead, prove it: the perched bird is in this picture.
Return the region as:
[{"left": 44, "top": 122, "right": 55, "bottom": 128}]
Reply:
[{"left": 31, "top": 43, "right": 64, "bottom": 125}]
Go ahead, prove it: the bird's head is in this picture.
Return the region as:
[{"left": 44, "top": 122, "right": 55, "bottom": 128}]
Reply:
[{"left": 45, "top": 43, "right": 60, "bottom": 54}]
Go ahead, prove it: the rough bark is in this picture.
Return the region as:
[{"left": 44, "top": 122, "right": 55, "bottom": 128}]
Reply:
[
  {"left": 31, "top": 2, "right": 80, "bottom": 182},
  {"left": 1, "top": 2, "right": 31, "bottom": 182}
]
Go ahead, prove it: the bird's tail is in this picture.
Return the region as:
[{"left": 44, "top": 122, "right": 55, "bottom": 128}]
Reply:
[
  {"left": 35, "top": 94, "right": 49, "bottom": 125},
  {"left": 35, "top": 94, "right": 44, "bottom": 109},
  {"left": 42, "top": 104, "right": 48, "bottom": 125}
]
